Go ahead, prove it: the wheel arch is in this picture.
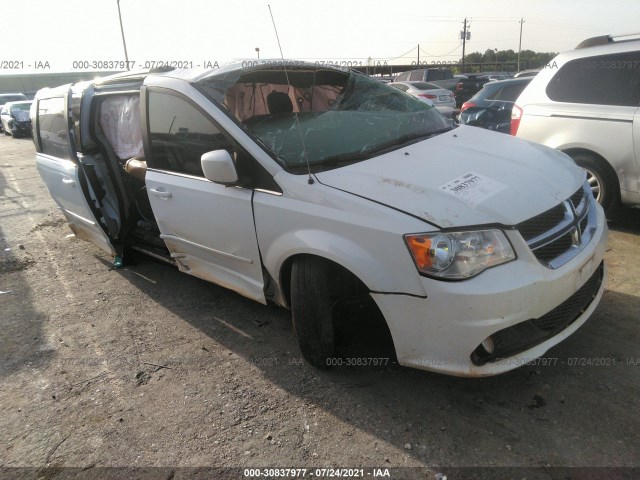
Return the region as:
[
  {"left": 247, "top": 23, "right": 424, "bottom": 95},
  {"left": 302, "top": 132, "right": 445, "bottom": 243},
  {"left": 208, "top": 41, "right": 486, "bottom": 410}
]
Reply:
[
  {"left": 562, "top": 147, "right": 621, "bottom": 203},
  {"left": 279, "top": 253, "right": 371, "bottom": 309}
]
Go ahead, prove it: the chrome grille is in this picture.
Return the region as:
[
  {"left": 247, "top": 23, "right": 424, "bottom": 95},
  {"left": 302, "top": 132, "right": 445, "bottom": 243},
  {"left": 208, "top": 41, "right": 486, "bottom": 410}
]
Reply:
[
  {"left": 517, "top": 182, "right": 595, "bottom": 269},
  {"left": 518, "top": 204, "right": 566, "bottom": 241}
]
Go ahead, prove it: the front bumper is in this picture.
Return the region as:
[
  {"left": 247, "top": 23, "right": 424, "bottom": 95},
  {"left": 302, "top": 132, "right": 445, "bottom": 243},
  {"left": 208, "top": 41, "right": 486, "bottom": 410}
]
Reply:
[
  {"left": 11, "top": 121, "right": 32, "bottom": 137},
  {"left": 371, "top": 202, "right": 608, "bottom": 377}
]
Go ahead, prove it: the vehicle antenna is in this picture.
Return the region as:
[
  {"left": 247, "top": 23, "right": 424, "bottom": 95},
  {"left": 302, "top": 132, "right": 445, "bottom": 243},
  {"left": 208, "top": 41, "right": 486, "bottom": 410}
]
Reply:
[{"left": 268, "top": 4, "right": 314, "bottom": 184}]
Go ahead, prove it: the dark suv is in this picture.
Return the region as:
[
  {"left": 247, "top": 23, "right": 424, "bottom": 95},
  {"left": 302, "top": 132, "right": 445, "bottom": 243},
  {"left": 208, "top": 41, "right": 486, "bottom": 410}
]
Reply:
[{"left": 459, "top": 78, "right": 532, "bottom": 133}]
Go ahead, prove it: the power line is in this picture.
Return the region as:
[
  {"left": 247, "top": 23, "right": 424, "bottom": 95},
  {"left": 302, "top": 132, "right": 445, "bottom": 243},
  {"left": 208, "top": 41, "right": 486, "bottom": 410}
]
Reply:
[{"left": 419, "top": 44, "right": 462, "bottom": 58}]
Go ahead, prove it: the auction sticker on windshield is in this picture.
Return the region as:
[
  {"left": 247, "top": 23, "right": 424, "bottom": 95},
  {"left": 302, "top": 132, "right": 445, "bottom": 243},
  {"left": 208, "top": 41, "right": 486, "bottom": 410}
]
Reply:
[{"left": 439, "top": 172, "right": 506, "bottom": 207}]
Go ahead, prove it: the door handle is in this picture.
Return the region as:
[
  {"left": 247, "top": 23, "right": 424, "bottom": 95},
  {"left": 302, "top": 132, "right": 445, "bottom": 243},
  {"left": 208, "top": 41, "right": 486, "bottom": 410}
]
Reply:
[
  {"left": 62, "top": 176, "right": 76, "bottom": 185},
  {"left": 149, "top": 188, "right": 172, "bottom": 199}
]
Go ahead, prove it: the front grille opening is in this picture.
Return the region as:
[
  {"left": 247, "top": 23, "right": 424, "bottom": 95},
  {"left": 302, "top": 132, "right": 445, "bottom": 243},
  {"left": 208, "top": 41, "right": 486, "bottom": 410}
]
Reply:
[
  {"left": 470, "top": 261, "right": 604, "bottom": 366},
  {"left": 569, "top": 187, "right": 585, "bottom": 211},
  {"left": 580, "top": 216, "right": 588, "bottom": 234},
  {"left": 533, "top": 232, "right": 573, "bottom": 263},
  {"left": 517, "top": 204, "right": 566, "bottom": 241}
]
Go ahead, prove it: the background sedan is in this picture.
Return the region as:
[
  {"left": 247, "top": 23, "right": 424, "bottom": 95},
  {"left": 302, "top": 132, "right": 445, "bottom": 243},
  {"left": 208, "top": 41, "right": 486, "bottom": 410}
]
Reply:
[{"left": 389, "top": 81, "right": 456, "bottom": 109}]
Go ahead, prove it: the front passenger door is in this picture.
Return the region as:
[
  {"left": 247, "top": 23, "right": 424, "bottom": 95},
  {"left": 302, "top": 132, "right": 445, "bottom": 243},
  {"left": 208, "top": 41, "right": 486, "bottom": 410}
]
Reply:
[{"left": 143, "top": 88, "right": 265, "bottom": 303}]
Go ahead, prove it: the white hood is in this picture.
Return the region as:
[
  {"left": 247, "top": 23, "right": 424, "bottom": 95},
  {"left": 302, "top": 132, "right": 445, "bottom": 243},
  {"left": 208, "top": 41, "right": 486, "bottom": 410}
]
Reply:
[{"left": 315, "top": 126, "right": 584, "bottom": 228}]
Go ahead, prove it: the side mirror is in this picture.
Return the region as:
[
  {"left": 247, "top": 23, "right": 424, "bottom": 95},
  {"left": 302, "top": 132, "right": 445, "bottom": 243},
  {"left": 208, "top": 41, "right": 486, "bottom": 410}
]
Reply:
[{"left": 201, "top": 150, "right": 238, "bottom": 185}]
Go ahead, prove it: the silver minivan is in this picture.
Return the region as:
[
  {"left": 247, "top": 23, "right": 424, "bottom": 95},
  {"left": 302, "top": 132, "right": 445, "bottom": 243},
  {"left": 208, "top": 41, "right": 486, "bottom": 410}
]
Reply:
[{"left": 512, "top": 34, "right": 640, "bottom": 213}]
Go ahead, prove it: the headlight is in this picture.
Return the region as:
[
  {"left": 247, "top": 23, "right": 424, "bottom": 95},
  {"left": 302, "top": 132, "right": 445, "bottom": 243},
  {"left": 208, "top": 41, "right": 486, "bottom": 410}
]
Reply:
[{"left": 404, "top": 229, "right": 516, "bottom": 280}]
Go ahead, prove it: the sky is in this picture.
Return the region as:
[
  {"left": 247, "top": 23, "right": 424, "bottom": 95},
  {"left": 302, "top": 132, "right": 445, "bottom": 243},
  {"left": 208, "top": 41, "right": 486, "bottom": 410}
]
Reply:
[{"left": 5, "top": 0, "right": 640, "bottom": 74}]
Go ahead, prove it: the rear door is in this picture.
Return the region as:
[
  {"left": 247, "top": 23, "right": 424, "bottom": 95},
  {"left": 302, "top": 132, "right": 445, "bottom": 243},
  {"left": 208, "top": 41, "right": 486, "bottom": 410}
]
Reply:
[{"left": 34, "top": 90, "right": 116, "bottom": 255}]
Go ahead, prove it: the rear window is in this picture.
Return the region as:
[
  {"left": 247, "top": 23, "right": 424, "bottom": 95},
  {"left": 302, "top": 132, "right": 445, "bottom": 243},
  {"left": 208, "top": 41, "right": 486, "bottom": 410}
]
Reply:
[
  {"left": 495, "top": 82, "right": 529, "bottom": 102},
  {"left": 426, "top": 69, "right": 444, "bottom": 81},
  {"left": 412, "top": 82, "right": 440, "bottom": 90},
  {"left": 38, "top": 97, "right": 71, "bottom": 159},
  {"left": 546, "top": 51, "right": 640, "bottom": 107}
]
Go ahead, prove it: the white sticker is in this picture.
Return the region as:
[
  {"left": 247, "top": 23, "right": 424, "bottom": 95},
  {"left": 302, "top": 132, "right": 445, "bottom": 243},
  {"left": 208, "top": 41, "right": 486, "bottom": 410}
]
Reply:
[{"left": 439, "top": 172, "right": 506, "bottom": 207}]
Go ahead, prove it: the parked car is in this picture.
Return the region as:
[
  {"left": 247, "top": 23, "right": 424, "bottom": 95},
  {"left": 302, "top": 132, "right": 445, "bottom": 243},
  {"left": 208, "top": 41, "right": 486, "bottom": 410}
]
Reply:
[
  {"left": 32, "top": 62, "right": 607, "bottom": 377},
  {"left": 512, "top": 33, "right": 640, "bottom": 213},
  {"left": 0, "top": 93, "right": 28, "bottom": 132},
  {"left": 388, "top": 81, "right": 456, "bottom": 109},
  {"left": 393, "top": 68, "right": 457, "bottom": 90},
  {"left": 513, "top": 70, "right": 539, "bottom": 78},
  {"left": 454, "top": 74, "right": 490, "bottom": 107},
  {"left": 459, "top": 78, "right": 532, "bottom": 133},
  {"left": 388, "top": 81, "right": 457, "bottom": 123},
  {"left": 1, "top": 100, "right": 33, "bottom": 137},
  {"left": 0, "top": 93, "right": 27, "bottom": 106}
]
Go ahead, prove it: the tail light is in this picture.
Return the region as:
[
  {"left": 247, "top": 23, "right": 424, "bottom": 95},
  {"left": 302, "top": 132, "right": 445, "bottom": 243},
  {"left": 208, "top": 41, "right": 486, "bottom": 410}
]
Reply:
[
  {"left": 460, "top": 102, "right": 476, "bottom": 112},
  {"left": 510, "top": 104, "right": 523, "bottom": 135},
  {"left": 418, "top": 93, "right": 437, "bottom": 99}
]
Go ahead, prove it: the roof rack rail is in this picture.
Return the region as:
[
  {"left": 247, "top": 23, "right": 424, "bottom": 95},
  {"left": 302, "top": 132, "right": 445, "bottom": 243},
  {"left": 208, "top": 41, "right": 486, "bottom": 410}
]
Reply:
[{"left": 576, "top": 33, "right": 640, "bottom": 49}]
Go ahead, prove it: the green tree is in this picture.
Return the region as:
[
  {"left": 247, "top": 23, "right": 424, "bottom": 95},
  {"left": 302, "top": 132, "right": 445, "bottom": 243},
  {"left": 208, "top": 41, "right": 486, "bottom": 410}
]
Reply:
[{"left": 459, "top": 49, "right": 557, "bottom": 73}]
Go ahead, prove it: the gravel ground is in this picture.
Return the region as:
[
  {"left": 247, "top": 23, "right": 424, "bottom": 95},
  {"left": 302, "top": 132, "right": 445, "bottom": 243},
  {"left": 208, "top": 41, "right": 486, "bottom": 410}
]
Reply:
[{"left": 1, "top": 134, "right": 639, "bottom": 479}]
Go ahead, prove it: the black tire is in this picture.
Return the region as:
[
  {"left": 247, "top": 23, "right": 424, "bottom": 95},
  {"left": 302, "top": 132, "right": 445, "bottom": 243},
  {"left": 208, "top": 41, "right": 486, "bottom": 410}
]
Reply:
[
  {"left": 290, "top": 257, "right": 335, "bottom": 369},
  {"left": 569, "top": 152, "right": 619, "bottom": 215}
]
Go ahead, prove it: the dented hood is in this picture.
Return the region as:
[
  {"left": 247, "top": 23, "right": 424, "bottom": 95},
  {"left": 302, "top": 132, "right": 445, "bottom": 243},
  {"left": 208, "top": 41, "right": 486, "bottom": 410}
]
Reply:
[{"left": 315, "top": 126, "right": 584, "bottom": 228}]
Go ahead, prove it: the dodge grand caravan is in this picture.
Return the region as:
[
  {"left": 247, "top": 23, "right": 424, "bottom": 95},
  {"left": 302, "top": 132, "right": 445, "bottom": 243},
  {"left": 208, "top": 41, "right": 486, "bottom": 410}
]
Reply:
[{"left": 31, "top": 62, "right": 608, "bottom": 377}]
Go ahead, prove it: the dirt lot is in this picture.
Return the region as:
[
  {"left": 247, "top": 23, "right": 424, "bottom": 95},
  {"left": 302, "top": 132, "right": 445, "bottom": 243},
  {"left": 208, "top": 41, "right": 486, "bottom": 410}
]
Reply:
[{"left": 1, "top": 134, "right": 639, "bottom": 479}]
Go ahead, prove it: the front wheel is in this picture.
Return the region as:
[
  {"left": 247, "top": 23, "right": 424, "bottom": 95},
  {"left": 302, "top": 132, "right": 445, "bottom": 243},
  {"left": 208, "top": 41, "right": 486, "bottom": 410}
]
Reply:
[{"left": 290, "top": 257, "right": 335, "bottom": 369}]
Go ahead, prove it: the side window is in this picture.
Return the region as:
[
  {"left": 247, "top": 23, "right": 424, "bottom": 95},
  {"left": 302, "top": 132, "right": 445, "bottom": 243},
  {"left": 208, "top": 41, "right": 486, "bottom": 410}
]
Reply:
[
  {"left": 409, "top": 70, "right": 424, "bottom": 81},
  {"left": 395, "top": 72, "right": 409, "bottom": 81},
  {"left": 546, "top": 51, "right": 640, "bottom": 107},
  {"left": 499, "top": 83, "right": 528, "bottom": 102},
  {"left": 427, "top": 69, "right": 444, "bottom": 81},
  {"left": 38, "top": 97, "right": 71, "bottom": 160},
  {"left": 485, "top": 88, "right": 501, "bottom": 100},
  {"left": 148, "top": 91, "right": 234, "bottom": 177}
]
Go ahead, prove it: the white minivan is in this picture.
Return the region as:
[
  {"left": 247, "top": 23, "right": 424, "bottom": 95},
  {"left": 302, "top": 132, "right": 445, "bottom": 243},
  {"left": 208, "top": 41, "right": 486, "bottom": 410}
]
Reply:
[{"left": 32, "top": 62, "right": 608, "bottom": 377}]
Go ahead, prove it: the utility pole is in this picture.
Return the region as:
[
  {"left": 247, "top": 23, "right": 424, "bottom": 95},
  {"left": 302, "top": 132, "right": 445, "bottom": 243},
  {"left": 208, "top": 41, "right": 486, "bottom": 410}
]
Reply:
[
  {"left": 461, "top": 18, "right": 468, "bottom": 73},
  {"left": 517, "top": 17, "right": 525, "bottom": 72},
  {"left": 417, "top": 44, "right": 420, "bottom": 66},
  {"left": 117, "top": 0, "right": 130, "bottom": 70}
]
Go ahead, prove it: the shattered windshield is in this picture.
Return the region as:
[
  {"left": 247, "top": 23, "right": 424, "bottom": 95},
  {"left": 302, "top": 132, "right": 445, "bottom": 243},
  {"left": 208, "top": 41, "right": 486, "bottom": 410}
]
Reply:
[{"left": 196, "top": 65, "right": 451, "bottom": 171}]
